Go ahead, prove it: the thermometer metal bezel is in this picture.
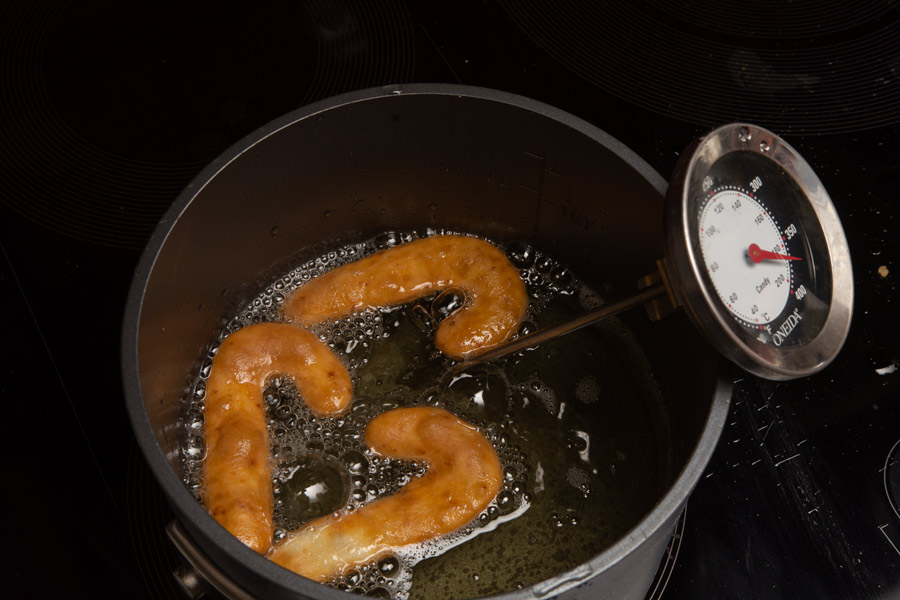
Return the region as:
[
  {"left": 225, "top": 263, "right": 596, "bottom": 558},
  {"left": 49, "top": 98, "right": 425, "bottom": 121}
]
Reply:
[{"left": 665, "top": 123, "right": 853, "bottom": 380}]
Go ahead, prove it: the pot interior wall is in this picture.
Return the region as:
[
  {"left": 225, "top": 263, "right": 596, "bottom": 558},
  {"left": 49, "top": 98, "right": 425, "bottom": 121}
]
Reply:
[{"left": 133, "top": 90, "right": 722, "bottom": 599}]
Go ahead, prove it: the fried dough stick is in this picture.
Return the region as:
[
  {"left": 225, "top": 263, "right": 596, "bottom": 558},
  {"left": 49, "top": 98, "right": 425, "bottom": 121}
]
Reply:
[
  {"left": 270, "top": 407, "right": 502, "bottom": 581},
  {"left": 204, "top": 322, "right": 353, "bottom": 553},
  {"left": 283, "top": 235, "right": 528, "bottom": 359}
]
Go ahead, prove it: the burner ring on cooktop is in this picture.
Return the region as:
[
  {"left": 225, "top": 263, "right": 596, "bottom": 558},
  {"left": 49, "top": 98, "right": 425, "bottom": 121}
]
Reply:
[
  {"left": 0, "top": 0, "right": 414, "bottom": 249},
  {"left": 126, "top": 443, "right": 184, "bottom": 600},
  {"left": 885, "top": 437, "right": 900, "bottom": 523},
  {"left": 499, "top": 0, "right": 900, "bottom": 134}
]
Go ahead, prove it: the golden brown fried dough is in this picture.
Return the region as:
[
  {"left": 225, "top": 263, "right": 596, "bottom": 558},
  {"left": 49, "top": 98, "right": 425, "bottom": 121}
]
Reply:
[
  {"left": 269, "top": 407, "right": 502, "bottom": 580},
  {"left": 204, "top": 322, "right": 353, "bottom": 553},
  {"left": 282, "top": 235, "right": 527, "bottom": 359}
]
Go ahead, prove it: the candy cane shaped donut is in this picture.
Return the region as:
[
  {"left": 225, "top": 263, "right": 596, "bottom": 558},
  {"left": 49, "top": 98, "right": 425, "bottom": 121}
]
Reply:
[
  {"left": 282, "top": 235, "right": 528, "bottom": 359},
  {"left": 270, "top": 407, "right": 502, "bottom": 581},
  {"left": 204, "top": 322, "right": 353, "bottom": 553}
]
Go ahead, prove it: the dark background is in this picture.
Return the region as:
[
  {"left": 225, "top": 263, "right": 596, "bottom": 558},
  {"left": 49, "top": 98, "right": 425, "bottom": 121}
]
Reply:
[{"left": 1, "top": 1, "right": 898, "bottom": 598}]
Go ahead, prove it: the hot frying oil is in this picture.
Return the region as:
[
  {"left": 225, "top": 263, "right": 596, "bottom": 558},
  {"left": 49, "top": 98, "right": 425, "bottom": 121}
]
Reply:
[{"left": 181, "top": 231, "right": 672, "bottom": 599}]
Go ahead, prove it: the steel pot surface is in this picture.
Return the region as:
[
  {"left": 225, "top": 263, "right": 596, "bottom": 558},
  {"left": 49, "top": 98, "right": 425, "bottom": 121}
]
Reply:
[{"left": 122, "top": 84, "right": 731, "bottom": 600}]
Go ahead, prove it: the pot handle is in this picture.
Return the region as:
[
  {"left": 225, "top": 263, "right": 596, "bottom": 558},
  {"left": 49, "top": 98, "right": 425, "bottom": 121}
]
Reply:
[{"left": 167, "top": 520, "right": 257, "bottom": 600}]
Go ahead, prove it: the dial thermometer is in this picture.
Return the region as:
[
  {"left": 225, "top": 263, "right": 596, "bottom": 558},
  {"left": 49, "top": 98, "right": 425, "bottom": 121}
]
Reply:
[
  {"left": 467, "top": 124, "right": 853, "bottom": 381},
  {"left": 664, "top": 123, "right": 853, "bottom": 380}
]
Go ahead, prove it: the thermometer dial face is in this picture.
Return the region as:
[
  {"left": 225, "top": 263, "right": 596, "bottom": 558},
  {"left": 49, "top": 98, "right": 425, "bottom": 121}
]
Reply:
[
  {"left": 666, "top": 124, "right": 853, "bottom": 380},
  {"left": 698, "top": 188, "right": 791, "bottom": 327}
]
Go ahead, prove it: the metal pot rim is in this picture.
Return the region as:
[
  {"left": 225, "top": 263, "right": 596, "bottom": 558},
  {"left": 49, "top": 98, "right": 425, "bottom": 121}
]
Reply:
[{"left": 121, "top": 83, "right": 732, "bottom": 599}]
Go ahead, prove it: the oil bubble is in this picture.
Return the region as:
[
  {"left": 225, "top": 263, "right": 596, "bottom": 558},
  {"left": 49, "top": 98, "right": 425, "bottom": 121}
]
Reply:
[
  {"left": 551, "top": 266, "right": 573, "bottom": 289},
  {"left": 275, "top": 453, "right": 349, "bottom": 528},
  {"left": 184, "top": 435, "right": 205, "bottom": 459},
  {"left": 496, "top": 490, "right": 516, "bottom": 515},
  {"left": 375, "top": 232, "right": 402, "bottom": 248},
  {"left": 344, "top": 450, "right": 369, "bottom": 475},
  {"left": 432, "top": 290, "right": 464, "bottom": 321},
  {"left": 535, "top": 256, "right": 554, "bottom": 274},
  {"left": 507, "top": 243, "right": 536, "bottom": 268},
  {"left": 378, "top": 556, "right": 400, "bottom": 577}
]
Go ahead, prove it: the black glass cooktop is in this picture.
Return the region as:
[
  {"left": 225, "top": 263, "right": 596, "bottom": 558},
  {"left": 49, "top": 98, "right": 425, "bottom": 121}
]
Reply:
[{"left": 2, "top": 1, "right": 898, "bottom": 598}]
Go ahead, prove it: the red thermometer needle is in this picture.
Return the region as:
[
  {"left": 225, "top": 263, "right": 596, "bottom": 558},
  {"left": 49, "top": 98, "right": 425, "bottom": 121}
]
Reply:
[{"left": 748, "top": 243, "right": 802, "bottom": 263}]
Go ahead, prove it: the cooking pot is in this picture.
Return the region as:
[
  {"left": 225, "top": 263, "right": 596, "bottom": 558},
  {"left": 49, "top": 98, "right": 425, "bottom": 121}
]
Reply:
[{"left": 122, "top": 84, "right": 731, "bottom": 600}]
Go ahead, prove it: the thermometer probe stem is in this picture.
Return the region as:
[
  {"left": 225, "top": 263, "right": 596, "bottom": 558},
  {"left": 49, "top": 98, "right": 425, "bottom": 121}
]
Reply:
[{"left": 458, "top": 283, "right": 669, "bottom": 370}]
